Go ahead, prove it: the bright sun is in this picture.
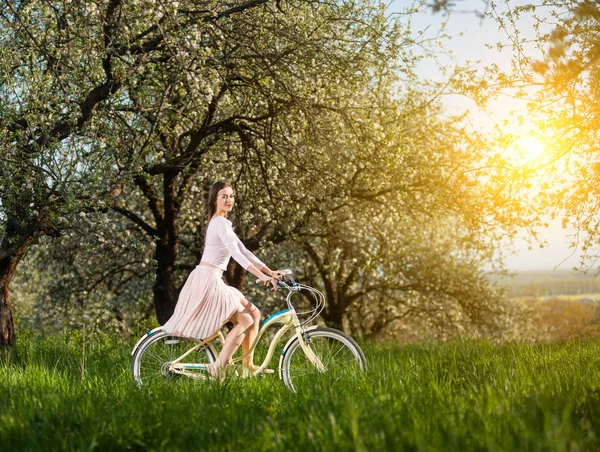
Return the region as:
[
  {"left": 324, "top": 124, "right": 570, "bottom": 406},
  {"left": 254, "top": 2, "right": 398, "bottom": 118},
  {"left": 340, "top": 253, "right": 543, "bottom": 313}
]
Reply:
[{"left": 508, "top": 135, "right": 547, "bottom": 165}]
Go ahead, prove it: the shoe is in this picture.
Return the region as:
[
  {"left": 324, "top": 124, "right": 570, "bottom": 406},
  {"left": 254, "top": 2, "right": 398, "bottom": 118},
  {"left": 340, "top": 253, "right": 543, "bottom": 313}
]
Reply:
[
  {"left": 203, "top": 360, "right": 225, "bottom": 382},
  {"left": 241, "top": 365, "right": 275, "bottom": 378}
]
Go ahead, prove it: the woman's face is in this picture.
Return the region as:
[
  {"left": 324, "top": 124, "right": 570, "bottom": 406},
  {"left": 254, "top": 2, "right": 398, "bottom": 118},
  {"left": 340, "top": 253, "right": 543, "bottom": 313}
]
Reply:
[{"left": 214, "top": 186, "right": 235, "bottom": 215}]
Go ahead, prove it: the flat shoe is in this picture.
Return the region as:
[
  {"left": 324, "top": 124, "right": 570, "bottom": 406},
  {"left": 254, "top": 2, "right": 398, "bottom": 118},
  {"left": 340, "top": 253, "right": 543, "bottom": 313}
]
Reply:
[
  {"left": 241, "top": 366, "right": 275, "bottom": 378},
  {"left": 203, "top": 362, "right": 225, "bottom": 382}
]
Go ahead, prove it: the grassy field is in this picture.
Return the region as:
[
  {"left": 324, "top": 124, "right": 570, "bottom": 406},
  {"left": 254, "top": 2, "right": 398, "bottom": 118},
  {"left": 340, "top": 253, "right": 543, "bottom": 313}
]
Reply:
[
  {"left": 2, "top": 334, "right": 600, "bottom": 451},
  {"left": 492, "top": 269, "right": 600, "bottom": 299}
]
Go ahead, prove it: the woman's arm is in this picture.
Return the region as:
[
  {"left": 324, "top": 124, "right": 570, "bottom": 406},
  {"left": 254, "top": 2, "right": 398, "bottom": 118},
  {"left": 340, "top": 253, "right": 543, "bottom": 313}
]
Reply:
[
  {"left": 246, "top": 264, "right": 279, "bottom": 291},
  {"left": 216, "top": 219, "right": 254, "bottom": 270},
  {"left": 235, "top": 234, "right": 282, "bottom": 280},
  {"left": 216, "top": 220, "right": 280, "bottom": 289},
  {"left": 237, "top": 240, "right": 266, "bottom": 269}
]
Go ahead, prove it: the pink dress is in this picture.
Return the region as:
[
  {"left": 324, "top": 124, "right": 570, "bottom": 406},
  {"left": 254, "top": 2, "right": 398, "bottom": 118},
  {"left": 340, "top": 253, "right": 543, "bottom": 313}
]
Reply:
[{"left": 161, "top": 216, "right": 265, "bottom": 339}]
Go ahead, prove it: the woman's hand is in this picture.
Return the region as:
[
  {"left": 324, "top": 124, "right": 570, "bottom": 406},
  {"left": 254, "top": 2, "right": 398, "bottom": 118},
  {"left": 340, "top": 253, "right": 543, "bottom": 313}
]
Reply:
[
  {"left": 270, "top": 269, "right": 284, "bottom": 280},
  {"left": 262, "top": 277, "right": 279, "bottom": 291}
]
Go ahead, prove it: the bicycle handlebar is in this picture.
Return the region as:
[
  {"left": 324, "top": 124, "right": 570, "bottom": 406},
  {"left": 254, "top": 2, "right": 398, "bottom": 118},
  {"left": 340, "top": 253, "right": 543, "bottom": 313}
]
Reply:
[{"left": 255, "top": 269, "right": 325, "bottom": 325}]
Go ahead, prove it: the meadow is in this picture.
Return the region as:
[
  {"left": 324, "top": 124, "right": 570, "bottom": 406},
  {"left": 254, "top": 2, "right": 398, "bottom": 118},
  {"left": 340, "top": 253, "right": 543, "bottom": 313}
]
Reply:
[
  {"left": 2, "top": 333, "right": 600, "bottom": 451},
  {"left": 493, "top": 269, "right": 600, "bottom": 299}
]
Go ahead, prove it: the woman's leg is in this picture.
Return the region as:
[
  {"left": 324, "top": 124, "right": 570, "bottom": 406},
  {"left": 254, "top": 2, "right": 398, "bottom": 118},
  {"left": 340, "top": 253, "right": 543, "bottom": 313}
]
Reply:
[
  {"left": 239, "top": 298, "right": 261, "bottom": 369},
  {"left": 212, "top": 307, "right": 254, "bottom": 370}
]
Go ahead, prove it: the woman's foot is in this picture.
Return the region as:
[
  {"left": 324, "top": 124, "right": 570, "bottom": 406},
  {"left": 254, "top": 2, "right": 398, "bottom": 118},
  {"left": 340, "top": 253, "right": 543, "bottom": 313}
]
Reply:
[{"left": 205, "top": 360, "right": 225, "bottom": 381}]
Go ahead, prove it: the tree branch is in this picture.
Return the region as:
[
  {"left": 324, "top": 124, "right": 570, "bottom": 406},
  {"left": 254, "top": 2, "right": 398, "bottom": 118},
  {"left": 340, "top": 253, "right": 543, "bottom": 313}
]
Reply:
[
  {"left": 112, "top": 204, "right": 157, "bottom": 237},
  {"left": 120, "top": 0, "right": 271, "bottom": 56},
  {"left": 134, "top": 175, "right": 164, "bottom": 225}
]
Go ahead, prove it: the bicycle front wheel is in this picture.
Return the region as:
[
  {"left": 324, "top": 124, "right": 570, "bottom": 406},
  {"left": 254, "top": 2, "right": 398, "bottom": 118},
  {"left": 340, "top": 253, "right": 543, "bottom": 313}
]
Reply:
[
  {"left": 132, "top": 330, "right": 216, "bottom": 386},
  {"left": 280, "top": 327, "right": 366, "bottom": 392}
]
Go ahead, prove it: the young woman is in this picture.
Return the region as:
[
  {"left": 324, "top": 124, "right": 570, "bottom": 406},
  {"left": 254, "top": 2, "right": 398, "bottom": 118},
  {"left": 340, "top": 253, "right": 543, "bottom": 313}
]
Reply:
[{"left": 161, "top": 180, "right": 282, "bottom": 378}]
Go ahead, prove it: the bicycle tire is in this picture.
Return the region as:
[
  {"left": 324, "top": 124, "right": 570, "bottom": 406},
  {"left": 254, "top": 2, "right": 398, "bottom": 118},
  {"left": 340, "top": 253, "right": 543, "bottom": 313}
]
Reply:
[
  {"left": 132, "top": 330, "right": 216, "bottom": 386},
  {"left": 280, "top": 327, "right": 366, "bottom": 392}
]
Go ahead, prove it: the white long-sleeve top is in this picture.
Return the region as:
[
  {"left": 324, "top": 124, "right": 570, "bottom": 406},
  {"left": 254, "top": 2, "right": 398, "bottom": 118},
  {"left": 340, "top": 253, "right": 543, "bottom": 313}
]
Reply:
[{"left": 200, "top": 216, "right": 265, "bottom": 271}]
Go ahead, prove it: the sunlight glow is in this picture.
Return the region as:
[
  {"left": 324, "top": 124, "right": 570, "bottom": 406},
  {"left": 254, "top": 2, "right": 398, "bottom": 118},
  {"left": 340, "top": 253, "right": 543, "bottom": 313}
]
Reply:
[{"left": 507, "top": 135, "right": 547, "bottom": 165}]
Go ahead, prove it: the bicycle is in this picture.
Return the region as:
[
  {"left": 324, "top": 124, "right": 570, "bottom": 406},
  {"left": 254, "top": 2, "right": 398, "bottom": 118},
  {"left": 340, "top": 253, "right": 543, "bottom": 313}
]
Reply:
[{"left": 131, "top": 269, "right": 366, "bottom": 392}]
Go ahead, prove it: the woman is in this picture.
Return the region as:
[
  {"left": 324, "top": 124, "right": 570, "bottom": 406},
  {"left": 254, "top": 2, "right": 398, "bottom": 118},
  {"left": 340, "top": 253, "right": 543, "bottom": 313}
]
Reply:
[{"left": 162, "top": 180, "right": 282, "bottom": 379}]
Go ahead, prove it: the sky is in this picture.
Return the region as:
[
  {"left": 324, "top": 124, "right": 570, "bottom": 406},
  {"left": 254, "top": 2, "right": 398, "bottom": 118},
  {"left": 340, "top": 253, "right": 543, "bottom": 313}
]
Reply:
[{"left": 388, "top": 0, "right": 586, "bottom": 272}]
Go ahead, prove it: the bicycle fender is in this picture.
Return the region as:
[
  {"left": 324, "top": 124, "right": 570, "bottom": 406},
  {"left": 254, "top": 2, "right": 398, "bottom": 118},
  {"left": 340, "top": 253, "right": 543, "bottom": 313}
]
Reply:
[
  {"left": 280, "top": 325, "right": 320, "bottom": 357},
  {"left": 278, "top": 325, "right": 320, "bottom": 378},
  {"left": 131, "top": 327, "right": 163, "bottom": 356}
]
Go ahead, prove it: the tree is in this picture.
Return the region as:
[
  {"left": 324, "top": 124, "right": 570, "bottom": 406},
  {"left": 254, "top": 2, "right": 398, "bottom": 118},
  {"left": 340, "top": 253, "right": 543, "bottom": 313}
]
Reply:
[
  {"left": 472, "top": 1, "right": 600, "bottom": 271},
  {"left": 11, "top": 207, "right": 156, "bottom": 337},
  {"left": 255, "top": 87, "right": 515, "bottom": 337},
  {"left": 83, "top": 0, "right": 455, "bottom": 324},
  {"left": 4, "top": 0, "right": 521, "bottom": 342},
  {"left": 0, "top": 0, "right": 289, "bottom": 345},
  {"left": 0, "top": 0, "right": 443, "bottom": 340},
  {"left": 0, "top": 0, "right": 132, "bottom": 346}
]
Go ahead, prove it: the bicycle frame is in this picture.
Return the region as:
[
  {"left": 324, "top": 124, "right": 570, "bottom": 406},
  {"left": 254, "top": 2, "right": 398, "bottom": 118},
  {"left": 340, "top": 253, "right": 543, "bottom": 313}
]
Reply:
[{"left": 167, "top": 285, "right": 327, "bottom": 378}]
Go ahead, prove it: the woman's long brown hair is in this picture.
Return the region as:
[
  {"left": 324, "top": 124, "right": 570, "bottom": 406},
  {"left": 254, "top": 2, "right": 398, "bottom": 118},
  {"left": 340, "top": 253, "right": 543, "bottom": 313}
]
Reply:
[
  {"left": 206, "top": 180, "right": 232, "bottom": 223},
  {"left": 204, "top": 180, "right": 232, "bottom": 247}
]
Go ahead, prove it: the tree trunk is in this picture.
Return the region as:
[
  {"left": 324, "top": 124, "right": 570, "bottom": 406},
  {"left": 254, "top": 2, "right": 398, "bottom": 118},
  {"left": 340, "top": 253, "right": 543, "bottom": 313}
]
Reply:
[
  {"left": 153, "top": 242, "right": 178, "bottom": 325},
  {"left": 225, "top": 261, "right": 246, "bottom": 292},
  {"left": 323, "top": 303, "right": 345, "bottom": 331},
  {"left": 150, "top": 170, "right": 182, "bottom": 325},
  {"left": 321, "top": 282, "right": 346, "bottom": 330},
  {"left": 0, "top": 245, "right": 29, "bottom": 347}
]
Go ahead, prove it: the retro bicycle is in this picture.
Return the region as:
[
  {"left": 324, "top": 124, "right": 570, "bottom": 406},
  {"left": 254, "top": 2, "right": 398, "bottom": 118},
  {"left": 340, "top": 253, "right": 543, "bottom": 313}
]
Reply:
[{"left": 131, "top": 270, "right": 366, "bottom": 392}]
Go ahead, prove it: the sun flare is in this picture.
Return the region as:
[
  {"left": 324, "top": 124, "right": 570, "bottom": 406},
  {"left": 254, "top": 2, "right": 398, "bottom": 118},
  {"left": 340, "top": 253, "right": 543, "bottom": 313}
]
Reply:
[{"left": 507, "top": 135, "right": 547, "bottom": 165}]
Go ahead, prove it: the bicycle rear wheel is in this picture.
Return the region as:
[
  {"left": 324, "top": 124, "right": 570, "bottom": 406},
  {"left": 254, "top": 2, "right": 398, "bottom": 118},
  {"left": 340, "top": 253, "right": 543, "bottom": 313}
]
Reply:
[
  {"left": 132, "top": 330, "right": 216, "bottom": 386},
  {"left": 280, "top": 327, "right": 366, "bottom": 392}
]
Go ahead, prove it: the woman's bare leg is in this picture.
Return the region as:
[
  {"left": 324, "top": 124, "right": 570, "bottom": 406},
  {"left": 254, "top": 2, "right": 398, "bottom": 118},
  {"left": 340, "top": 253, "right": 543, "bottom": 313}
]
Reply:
[
  {"left": 212, "top": 307, "right": 254, "bottom": 372},
  {"left": 239, "top": 298, "right": 261, "bottom": 369}
]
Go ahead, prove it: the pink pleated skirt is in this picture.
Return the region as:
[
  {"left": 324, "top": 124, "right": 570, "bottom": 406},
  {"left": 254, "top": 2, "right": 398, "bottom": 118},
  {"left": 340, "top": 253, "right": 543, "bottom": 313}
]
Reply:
[{"left": 161, "top": 264, "right": 245, "bottom": 340}]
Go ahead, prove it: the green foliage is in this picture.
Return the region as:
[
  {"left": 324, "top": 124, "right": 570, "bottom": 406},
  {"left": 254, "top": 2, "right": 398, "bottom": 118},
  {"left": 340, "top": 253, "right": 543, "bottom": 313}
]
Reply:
[
  {"left": 3, "top": 336, "right": 600, "bottom": 450},
  {"left": 12, "top": 220, "right": 157, "bottom": 338},
  {"left": 2, "top": 0, "right": 524, "bottom": 341},
  {"left": 0, "top": 0, "right": 123, "bottom": 242},
  {"left": 475, "top": 1, "right": 600, "bottom": 271}
]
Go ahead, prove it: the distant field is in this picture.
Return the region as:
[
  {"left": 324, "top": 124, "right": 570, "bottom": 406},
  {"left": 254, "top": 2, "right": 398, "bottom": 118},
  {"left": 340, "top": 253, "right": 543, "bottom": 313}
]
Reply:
[
  {"left": 492, "top": 269, "right": 600, "bottom": 298},
  {"left": 2, "top": 335, "right": 600, "bottom": 450},
  {"left": 511, "top": 293, "right": 600, "bottom": 303}
]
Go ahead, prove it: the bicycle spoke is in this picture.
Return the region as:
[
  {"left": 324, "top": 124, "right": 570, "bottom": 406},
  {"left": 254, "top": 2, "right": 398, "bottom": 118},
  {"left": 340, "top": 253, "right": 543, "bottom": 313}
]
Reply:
[
  {"left": 144, "top": 349, "right": 166, "bottom": 363},
  {"left": 140, "top": 372, "right": 162, "bottom": 381}
]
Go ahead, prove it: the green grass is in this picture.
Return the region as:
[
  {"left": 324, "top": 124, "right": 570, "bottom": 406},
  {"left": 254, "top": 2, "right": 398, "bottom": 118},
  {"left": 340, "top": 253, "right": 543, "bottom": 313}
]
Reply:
[{"left": 2, "top": 333, "right": 600, "bottom": 451}]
